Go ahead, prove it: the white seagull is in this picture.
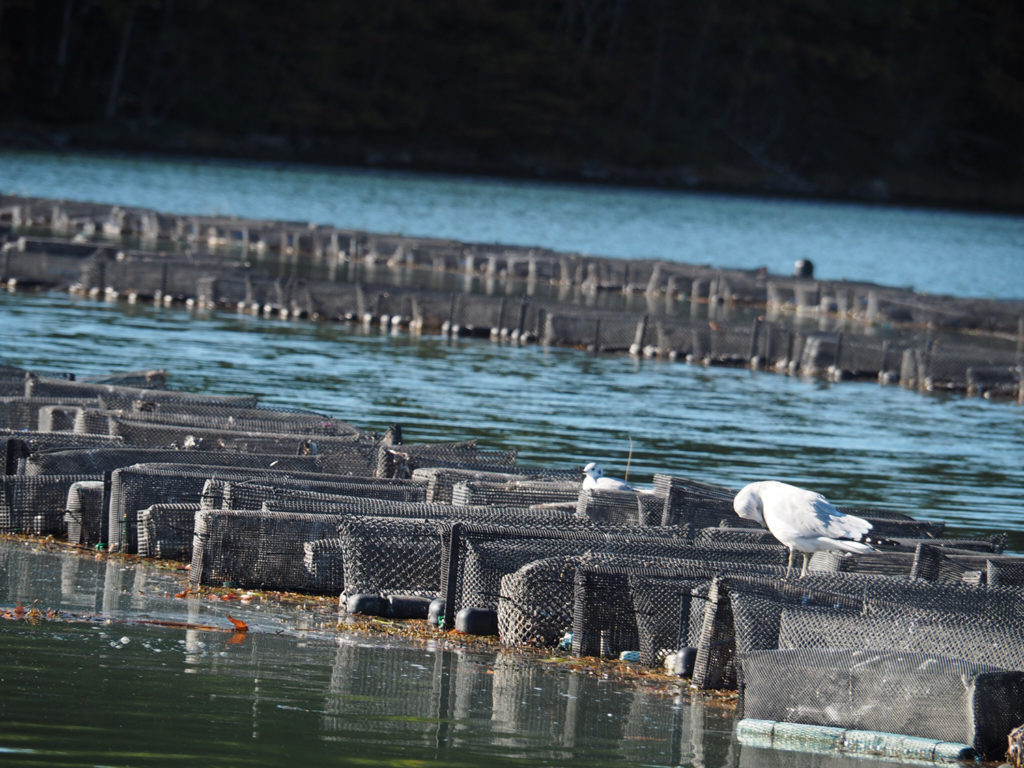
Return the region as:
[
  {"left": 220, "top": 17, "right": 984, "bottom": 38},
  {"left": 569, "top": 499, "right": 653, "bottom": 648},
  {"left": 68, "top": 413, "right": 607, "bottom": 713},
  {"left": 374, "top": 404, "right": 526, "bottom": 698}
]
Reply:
[
  {"left": 582, "top": 462, "right": 635, "bottom": 492},
  {"left": 733, "top": 480, "right": 874, "bottom": 576}
]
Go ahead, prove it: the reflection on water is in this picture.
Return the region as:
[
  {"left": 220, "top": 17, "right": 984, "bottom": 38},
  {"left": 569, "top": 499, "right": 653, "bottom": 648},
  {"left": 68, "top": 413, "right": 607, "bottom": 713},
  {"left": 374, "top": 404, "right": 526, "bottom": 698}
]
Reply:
[{"left": 1, "top": 540, "right": 915, "bottom": 768}]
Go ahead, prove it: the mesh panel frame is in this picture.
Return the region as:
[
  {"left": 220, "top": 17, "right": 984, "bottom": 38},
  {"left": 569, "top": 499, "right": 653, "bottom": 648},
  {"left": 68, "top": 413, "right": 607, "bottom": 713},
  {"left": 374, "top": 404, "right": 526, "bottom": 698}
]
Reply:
[
  {"left": 567, "top": 557, "right": 791, "bottom": 663},
  {"left": 414, "top": 466, "right": 579, "bottom": 504},
  {"left": 692, "top": 572, "right": 1024, "bottom": 691},
  {"left": 107, "top": 462, "right": 355, "bottom": 552},
  {"left": 25, "top": 374, "right": 258, "bottom": 408},
  {"left": 450, "top": 479, "right": 581, "bottom": 507},
  {"left": 0, "top": 396, "right": 100, "bottom": 431},
  {"left": 26, "top": 446, "right": 324, "bottom": 477},
  {"left": 105, "top": 419, "right": 376, "bottom": 463},
  {"left": 2, "top": 431, "right": 123, "bottom": 474},
  {"left": 377, "top": 442, "right": 517, "bottom": 479},
  {"left": 337, "top": 506, "right": 581, "bottom": 598},
  {"left": 64, "top": 479, "right": 106, "bottom": 545},
  {"left": 109, "top": 405, "right": 357, "bottom": 436},
  {"left": 190, "top": 509, "right": 346, "bottom": 593},
  {"left": 575, "top": 488, "right": 663, "bottom": 525},
  {"left": 775, "top": 600, "right": 1024, "bottom": 671},
  {"left": 438, "top": 522, "right": 695, "bottom": 629},
  {"left": 1, "top": 473, "right": 100, "bottom": 534},
  {"left": 214, "top": 477, "right": 429, "bottom": 510},
  {"left": 137, "top": 503, "right": 202, "bottom": 559}
]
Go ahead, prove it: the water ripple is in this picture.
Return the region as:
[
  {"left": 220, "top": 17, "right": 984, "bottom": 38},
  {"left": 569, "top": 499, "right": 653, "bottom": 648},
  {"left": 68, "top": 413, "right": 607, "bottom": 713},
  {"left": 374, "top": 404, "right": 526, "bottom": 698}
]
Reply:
[{"left": 2, "top": 292, "right": 1021, "bottom": 550}]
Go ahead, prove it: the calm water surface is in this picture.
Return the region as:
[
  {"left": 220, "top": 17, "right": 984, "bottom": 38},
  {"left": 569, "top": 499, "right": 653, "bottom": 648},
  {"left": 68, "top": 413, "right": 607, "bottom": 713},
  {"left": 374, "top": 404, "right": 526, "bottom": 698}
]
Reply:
[
  {"left": 0, "top": 539, "right": 915, "bottom": 768},
  {"left": 2, "top": 149, "right": 1023, "bottom": 299},
  {"left": 1, "top": 152, "right": 1023, "bottom": 766}
]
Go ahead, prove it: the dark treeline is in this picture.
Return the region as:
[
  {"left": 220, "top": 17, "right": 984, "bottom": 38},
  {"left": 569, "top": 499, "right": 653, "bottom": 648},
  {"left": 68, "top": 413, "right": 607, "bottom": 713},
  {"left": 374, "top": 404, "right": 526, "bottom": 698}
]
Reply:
[{"left": 1, "top": 1, "right": 1022, "bottom": 209}]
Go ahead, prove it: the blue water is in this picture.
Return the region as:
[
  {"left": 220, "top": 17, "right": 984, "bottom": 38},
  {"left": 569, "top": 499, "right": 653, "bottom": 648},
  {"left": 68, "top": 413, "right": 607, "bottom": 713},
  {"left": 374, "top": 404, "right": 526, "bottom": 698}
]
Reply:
[
  {"left": 2, "top": 149, "right": 1023, "bottom": 299},
  {"left": 1, "top": 150, "right": 1023, "bottom": 767},
  {"left": 1, "top": 291, "right": 1022, "bottom": 549}
]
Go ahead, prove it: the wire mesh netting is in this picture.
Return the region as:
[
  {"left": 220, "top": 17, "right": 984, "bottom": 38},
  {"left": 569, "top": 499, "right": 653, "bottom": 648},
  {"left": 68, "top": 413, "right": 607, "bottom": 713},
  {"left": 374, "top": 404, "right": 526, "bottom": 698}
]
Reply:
[
  {"left": 337, "top": 506, "right": 583, "bottom": 600},
  {"left": 4, "top": 349, "right": 1024, "bottom": 759},
  {"left": 1, "top": 473, "right": 101, "bottom": 534},
  {"left": 691, "top": 573, "right": 1024, "bottom": 692},
  {"left": 190, "top": 509, "right": 347, "bottom": 593},
  {"left": 439, "top": 522, "right": 706, "bottom": 630},
  {"left": 25, "top": 447, "right": 325, "bottom": 477},
  {"left": 2, "top": 431, "right": 124, "bottom": 474},
  {"left": 1, "top": 396, "right": 101, "bottom": 431},
  {"left": 25, "top": 373, "right": 258, "bottom": 408},
  {"left": 212, "top": 476, "right": 429, "bottom": 510},
  {"left": 449, "top": 478, "right": 581, "bottom": 507},
  {"left": 413, "top": 466, "right": 580, "bottom": 504},
  {"left": 107, "top": 463, "right": 386, "bottom": 553},
  {"left": 378, "top": 443, "right": 518, "bottom": 480},
  {"left": 575, "top": 488, "right": 666, "bottom": 525},
  {"left": 806, "top": 543, "right": 1013, "bottom": 581},
  {"left": 564, "top": 557, "right": 791, "bottom": 664},
  {"left": 104, "top": 419, "right": 377, "bottom": 461},
  {"left": 71, "top": 405, "right": 358, "bottom": 438},
  {"left": 989, "top": 559, "right": 1024, "bottom": 587},
  {"left": 137, "top": 503, "right": 202, "bottom": 559}
]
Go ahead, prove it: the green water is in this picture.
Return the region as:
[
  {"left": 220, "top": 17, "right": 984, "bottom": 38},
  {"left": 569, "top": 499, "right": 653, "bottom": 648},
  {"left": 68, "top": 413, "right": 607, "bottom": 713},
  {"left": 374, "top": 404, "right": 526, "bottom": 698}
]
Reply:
[{"left": 1, "top": 538, "right": 916, "bottom": 768}]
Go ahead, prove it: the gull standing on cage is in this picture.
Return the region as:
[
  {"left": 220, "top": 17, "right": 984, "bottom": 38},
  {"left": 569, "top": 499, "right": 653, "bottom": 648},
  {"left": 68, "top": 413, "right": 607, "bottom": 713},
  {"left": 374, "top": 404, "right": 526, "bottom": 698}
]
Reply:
[{"left": 733, "top": 480, "right": 875, "bottom": 576}]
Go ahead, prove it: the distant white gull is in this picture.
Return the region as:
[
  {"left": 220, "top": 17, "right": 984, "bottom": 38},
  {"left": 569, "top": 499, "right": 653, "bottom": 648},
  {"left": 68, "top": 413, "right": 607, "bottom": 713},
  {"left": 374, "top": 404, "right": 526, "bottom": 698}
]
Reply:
[
  {"left": 582, "top": 462, "right": 635, "bottom": 492},
  {"left": 733, "top": 480, "right": 874, "bottom": 576}
]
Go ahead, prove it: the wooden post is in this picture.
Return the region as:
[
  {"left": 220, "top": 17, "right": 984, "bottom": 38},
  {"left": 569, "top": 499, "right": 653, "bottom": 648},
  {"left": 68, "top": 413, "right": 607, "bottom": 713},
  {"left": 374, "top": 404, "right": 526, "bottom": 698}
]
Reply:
[
  {"left": 495, "top": 296, "right": 507, "bottom": 335},
  {"left": 899, "top": 348, "right": 919, "bottom": 389},
  {"left": 632, "top": 315, "right": 649, "bottom": 353},
  {"left": 446, "top": 293, "right": 458, "bottom": 338},
  {"left": 441, "top": 523, "right": 463, "bottom": 630},
  {"left": 355, "top": 283, "right": 366, "bottom": 319},
  {"left": 690, "top": 328, "right": 704, "bottom": 360},
  {"left": 516, "top": 296, "right": 530, "bottom": 338},
  {"left": 749, "top": 317, "right": 763, "bottom": 361}
]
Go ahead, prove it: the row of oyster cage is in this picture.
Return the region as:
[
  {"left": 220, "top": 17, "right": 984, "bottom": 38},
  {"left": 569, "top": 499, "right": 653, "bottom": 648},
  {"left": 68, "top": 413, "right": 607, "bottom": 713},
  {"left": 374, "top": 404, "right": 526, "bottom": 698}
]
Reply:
[
  {"left": 2, "top": 362, "right": 1023, "bottom": 761},
  {"left": 3, "top": 192, "right": 1023, "bottom": 401}
]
